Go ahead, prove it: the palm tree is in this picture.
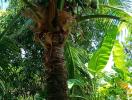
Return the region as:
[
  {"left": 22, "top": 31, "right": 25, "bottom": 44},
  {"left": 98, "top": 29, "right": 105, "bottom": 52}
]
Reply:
[
  {"left": 0, "top": 0, "right": 132, "bottom": 99},
  {"left": 21, "top": 0, "right": 75, "bottom": 99}
]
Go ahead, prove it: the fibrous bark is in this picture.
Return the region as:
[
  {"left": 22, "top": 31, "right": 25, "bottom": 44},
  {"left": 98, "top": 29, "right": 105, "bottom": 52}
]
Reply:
[
  {"left": 23, "top": 1, "right": 74, "bottom": 99},
  {"left": 44, "top": 32, "right": 68, "bottom": 100}
]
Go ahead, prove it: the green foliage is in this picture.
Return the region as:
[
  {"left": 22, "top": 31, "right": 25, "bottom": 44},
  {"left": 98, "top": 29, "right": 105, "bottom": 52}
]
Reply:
[
  {"left": 65, "top": 43, "right": 93, "bottom": 99},
  {"left": 0, "top": 79, "right": 5, "bottom": 97},
  {"left": 88, "top": 25, "right": 119, "bottom": 73},
  {"left": 65, "top": 43, "right": 89, "bottom": 79},
  {"left": 96, "top": 70, "right": 129, "bottom": 99},
  {"left": 0, "top": 0, "right": 132, "bottom": 99},
  {"left": 68, "top": 79, "right": 85, "bottom": 89},
  {"left": 113, "top": 40, "right": 128, "bottom": 73}
]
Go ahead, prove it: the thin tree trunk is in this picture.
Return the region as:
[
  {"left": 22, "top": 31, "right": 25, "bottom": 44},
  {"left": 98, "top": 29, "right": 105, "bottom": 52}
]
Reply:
[{"left": 44, "top": 32, "right": 68, "bottom": 100}]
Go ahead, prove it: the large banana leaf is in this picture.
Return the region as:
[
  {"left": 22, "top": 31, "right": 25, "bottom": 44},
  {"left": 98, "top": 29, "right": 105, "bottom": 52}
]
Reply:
[
  {"left": 88, "top": 26, "right": 119, "bottom": 73},
  {"left": 113, "top": 40, "right": 128, "bottom": 73}
]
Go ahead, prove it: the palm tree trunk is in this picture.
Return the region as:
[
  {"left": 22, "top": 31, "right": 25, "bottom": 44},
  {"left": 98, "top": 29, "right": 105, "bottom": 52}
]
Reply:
[
  {"left": 44, "top": 32, "right": 68, "bottom": 100},
  {"left": 22, "top": 0, "right": 71, "bottom": 99}
]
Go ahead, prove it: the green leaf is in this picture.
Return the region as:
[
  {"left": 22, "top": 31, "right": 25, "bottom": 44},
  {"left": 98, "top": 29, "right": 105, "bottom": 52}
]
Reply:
[
  {"left": 69, "top": 95, "right": 88, "bottom": 100},
  {"left": 67, "top": 79, "right": 85, "bottom": 89},
  {"left": 57, "top": 0, "right": 65, "bottom": 10},
  {"left": 0, "top": 79, "right": 5, "bottom": 95},
  {"left": 65, "top": 42, "right": 89, "bottom": 79},
  {"left": 88, "top": 26, "right": 119, "bottom": 73},
  {"left": 113, "top": 41, "right": 128, "bottom": 73},
  {"left": 0, "top": 10, "right": 21, "bottom": 41}
]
